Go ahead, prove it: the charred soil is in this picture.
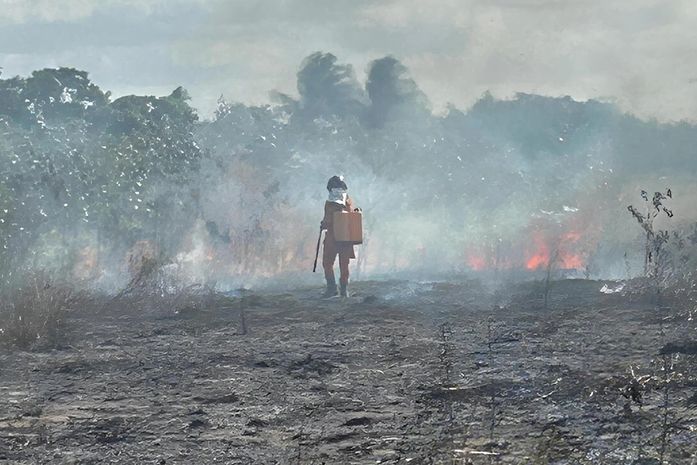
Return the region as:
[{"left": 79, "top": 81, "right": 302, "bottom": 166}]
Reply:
[{"left": 1, "top": 279, "right": 696, "bottom": 464}]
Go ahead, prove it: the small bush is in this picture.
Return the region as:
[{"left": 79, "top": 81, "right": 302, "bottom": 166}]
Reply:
[
  {"left": 109, "top": 252, "right": 219, "bottom": 315},
  {"left": 0, "top": 273, "right": 78, "bottom": 350}
]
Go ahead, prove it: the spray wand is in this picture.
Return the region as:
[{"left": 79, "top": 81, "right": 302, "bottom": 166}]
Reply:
[{"left": 312, "top": 226, "right": 323, "bottom": 272}]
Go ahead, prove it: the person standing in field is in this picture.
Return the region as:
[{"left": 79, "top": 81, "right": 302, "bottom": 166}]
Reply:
[{"left": 320, "top": 175, "right": 356, "bottom": 297}]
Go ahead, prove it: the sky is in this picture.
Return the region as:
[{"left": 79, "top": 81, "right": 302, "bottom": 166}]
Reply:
[{"left": 1, "top": 0, "right": 697, "bottom": 121}]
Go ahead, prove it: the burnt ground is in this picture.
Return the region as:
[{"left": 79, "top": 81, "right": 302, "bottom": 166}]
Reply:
[{"left": 1, "top": 279, "right": 696, "bottom": 464}]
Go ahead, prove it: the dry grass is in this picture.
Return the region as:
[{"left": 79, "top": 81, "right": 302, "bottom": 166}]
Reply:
[
  {"left": 110, "top": 255, "right": 219, "bottom": 315},
  {"left": 0, "top": 262, "right": 221, "bottom": 351},
  {"left": 0, "top": 273, "right": 82, "bottom": 350}
]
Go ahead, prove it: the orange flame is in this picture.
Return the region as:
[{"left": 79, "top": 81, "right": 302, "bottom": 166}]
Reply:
[
  {"left": 525, "top": 230, "right": 585, "bottom": 270},
  {"left": 467, "top": 254, "right": 488, "bottom": 271},
  {"left": 525, "top": 233, "right": 550, "bottom": 270},
  {"left": 526, "top": 251, "right": 549, "bottom": 270},
  {"left": 559, "top": 253, "right": 584, "bottom": 269}
]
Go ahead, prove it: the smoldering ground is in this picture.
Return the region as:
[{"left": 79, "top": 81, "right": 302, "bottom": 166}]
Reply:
[{"left": 2, "top": 279, "right": 697, "bottom": 463}]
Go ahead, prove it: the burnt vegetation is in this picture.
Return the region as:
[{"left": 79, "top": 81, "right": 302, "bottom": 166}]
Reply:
[
  {"left": 0, "top": 273, "right": 77, "bottom": 350},
  {"left": 1, "top": 54, "right": 697, "bottom": 463}
]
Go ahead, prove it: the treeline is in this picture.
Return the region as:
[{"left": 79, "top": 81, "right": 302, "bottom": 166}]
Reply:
[
  {"left": 0, "top": 67, "right": 200, "bottom": 285},
  {"left": 2, "top": 53, "right": 697, "bottom": 287}
]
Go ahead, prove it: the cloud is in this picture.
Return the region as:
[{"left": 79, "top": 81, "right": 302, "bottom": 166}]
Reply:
[
  {"left": 167, "top": 0, "right": 697, "bottom": 121},
  {"left": 2, "top": 0, "right": 697, "bottom": 121},
  {"left": 0, "top": 0, "right": 182, "bottom": 24}
]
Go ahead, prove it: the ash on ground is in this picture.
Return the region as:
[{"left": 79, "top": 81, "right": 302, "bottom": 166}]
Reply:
[{"left": 1, "top": 279, "right": 696, "bottom": 464}]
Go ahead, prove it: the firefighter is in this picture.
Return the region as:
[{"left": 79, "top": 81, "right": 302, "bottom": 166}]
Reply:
[{"left": 320, "top": 175, "right": 356, "bottom": 297}]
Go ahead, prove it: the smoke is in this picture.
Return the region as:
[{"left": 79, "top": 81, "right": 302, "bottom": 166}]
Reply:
[
  {"left": 192, "top": 53, "right": 697, "bottom": 288},
  {"left": 3, "top": 53, "right": 697, "bottom": 292},
  {"left": 296, "top": 52, "right": 367, "bottom": 120},
  {"left": 365, "top": 56, "right": 429, "bottom": 128}
]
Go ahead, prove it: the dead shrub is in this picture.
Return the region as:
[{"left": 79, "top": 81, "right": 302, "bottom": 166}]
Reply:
[
  {"left": 110, "top": 254, "right": 218, "bottom": 315},
  {"left": 0, "top": 273, "right": 80, "bottom": 350}
]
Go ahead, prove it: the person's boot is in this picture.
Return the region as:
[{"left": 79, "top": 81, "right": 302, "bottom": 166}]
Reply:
[
  {"left": 340, "top": 282, "right": 349, "bottom": 298},
  {"left": 322, "top": 279, "right": 338, "bottom": 298}
]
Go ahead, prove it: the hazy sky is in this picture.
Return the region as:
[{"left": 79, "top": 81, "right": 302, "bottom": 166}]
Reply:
[{"left": 1, "top": 0, "right": 696, "bottom": 121}]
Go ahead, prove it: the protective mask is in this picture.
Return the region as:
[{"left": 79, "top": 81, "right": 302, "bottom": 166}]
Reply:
[{"left": 328, "top": 188, "right": 348, "bottom": 205}]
